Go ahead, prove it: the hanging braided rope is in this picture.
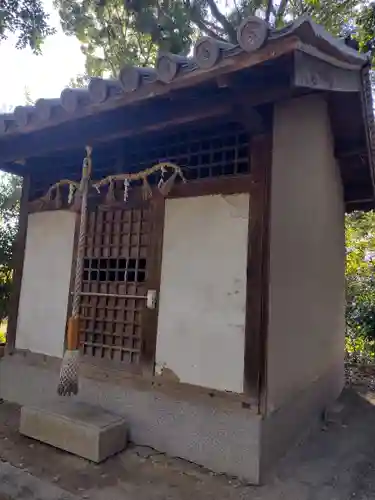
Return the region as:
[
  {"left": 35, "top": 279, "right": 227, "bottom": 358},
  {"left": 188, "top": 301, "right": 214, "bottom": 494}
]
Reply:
[
  {"left": 72, "top": 147, "right": 91, "bottom": 319},
  {"left": 57, "top": 146, "right": 92, "bottom": 397},
  {"left": 29, "top": 162, "right": 186, "bottom": 211}
]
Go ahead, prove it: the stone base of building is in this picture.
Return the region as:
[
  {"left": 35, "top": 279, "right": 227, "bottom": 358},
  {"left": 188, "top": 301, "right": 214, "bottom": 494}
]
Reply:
[{"left": 0, "top": 354, "right": 343, "bottom": 484}]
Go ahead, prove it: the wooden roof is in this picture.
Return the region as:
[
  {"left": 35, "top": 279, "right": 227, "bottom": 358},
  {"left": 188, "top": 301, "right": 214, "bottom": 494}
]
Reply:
[
  {"left": 0, "top": 14, "right": 373, "bottom": 211},
  {"left": 0, "top": 15, "right": 367, "bottom": 138}
]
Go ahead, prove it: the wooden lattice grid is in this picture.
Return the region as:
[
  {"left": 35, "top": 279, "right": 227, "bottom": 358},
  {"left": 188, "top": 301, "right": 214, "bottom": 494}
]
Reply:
[
  {"left": 79, "top": 204, "right": 151, "bottom": 365},
  {"left": 29, "top": 120, "right": 250, "bottom": 202}
]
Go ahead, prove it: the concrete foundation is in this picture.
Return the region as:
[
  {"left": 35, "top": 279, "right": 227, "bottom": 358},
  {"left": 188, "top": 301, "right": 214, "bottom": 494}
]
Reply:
[
  {"left": 260, "top": 361, "right": 343, "bottom": 481},
  {"left": 20, "top": 400, "right": 128, "bottom": 462},
  {"left": 0, "top": 354, "right": 342, "bottom": 483},
  {"left": 0, "top": 355, "right": 262, "bottom": 482}
]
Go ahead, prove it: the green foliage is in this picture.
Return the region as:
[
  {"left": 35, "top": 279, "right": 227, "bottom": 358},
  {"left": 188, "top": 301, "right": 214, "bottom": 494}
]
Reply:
[
  {"left": 56, "top": 0, "right": 370, "bottom": 80},
  {"left": 0, "top": 322, "right": 7, "bottom": 344},
  {"left": 346, "top": 211, "right": 375, "bottom": 362},
  {"left": 68, "top": 74, "right": 91, "bottom": 88},
  {"left": 283, "top": 0, "right": 358, "bottom": 36},
  {"left": 0, "top": 0, "right": 55, "bottom": 52},
  {"left": 56, "top": 0, "right": 161, "bottom": 76},
  {"left": 355, "top": 3, "right": 375, "bottom": 60},
  {"left": 0, "top": 174, "right": 21, "bottom": 325}
]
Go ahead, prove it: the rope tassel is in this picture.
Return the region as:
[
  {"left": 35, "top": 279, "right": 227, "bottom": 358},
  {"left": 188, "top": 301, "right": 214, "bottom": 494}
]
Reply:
[
  {"left": 105, "top": 179, "right": 116, "bottom": 204},
  {"left": 142, "top": 176, "right": 153, "bottom": 200},
  {"left": 158, "top": 170, "right": 178, "bottom": 197},
  {"left": 54, "top": 186, "right": 63, "bottom": 209},
  {"left": 123, "top": 179, "right": 130, "bottom": 202},
  {"left": 57, "top": 146, "right": 92, "bottom": 397},
  {"left": 68, "top": 183, "right": 76, "bottom": 205},
  {"left": 57, "top": 350, "right": 79, "bottom": 396}
]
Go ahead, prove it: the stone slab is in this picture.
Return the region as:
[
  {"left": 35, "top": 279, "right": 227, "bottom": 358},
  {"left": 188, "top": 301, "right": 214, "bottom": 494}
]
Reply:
[{"left": 19, "top": 400, "right": 128, "bottom": 463}]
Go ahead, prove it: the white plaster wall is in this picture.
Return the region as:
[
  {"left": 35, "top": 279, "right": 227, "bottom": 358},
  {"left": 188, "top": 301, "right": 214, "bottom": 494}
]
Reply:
[
  {"left": 16, "top": 211, "right": 76, "bottom": 358},
  {"left": 266, "top": 94, "right": 346, "bottom": 412},
  {"left": 156, "top": 194, "right": 249, "bottom": 393}
]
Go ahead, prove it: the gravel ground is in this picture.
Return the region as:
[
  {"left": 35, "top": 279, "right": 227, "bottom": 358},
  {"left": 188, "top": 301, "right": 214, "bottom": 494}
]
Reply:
[{"left": 1, "top": 374, "right": 375, "bottom": 499}]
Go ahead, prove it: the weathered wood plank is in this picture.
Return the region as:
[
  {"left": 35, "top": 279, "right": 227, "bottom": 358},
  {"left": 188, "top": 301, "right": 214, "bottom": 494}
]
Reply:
[
  {"left": 6, "top": 174, "right": 30, "bottom": 352},
  {"left": 244, "top": 134, "right": 272, "bottom": 406},
  {"left": 293, "top": 51, "right": 361, "bottom": 92},
  {"left": 0, "top": 82, "right": 292, "bottom": 166},
  {"left": 140, "top": 194, "right": 165, "bottom": 374},
  {"left": 0, "top": 97, "right": 233, "bottom": 164}
]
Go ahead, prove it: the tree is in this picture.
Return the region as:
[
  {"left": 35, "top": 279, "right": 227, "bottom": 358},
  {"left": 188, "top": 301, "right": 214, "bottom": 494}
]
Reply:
[
  {"left": 56, "top": 0, "right": 365, "bottom": 79},
  {"left": 68, "top": 74, "right": 90, "bottom": 88},
  {"left": 56, "top": 0, "right": 161, "bottom": 76},
  {"left": 0, "top": 174, "right": 21, "bottom": 327},
  {"left": 0, "top": 105, "right": 24, "bottom": 332},
  {"left": 354, "top": 2, "right": 375, "bottom": 59},
  {"left": 345, "top": 211, "right": 375, "bottom": 362},
  {"left": 0, "top": 0, "right": 55, "bottom": 53}
]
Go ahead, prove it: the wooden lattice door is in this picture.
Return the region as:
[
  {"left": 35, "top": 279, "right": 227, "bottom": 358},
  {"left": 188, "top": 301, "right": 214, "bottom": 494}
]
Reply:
[{"left": 75, "top": 196, "right": 164, "bottom": 372}]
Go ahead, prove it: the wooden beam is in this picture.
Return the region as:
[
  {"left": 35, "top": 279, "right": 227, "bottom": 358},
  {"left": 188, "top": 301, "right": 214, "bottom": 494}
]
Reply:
[
  {"left": 0, "top": 96, "right": 234, "bottom": 164},
  {"left": 0, "top": 83, "right": 288, "bottom": 165},
  {"left": 6, "top": 174, "right": 30, "bottom": 353},
  {"left": 344, "top": 184, "right": 374, "bottom": 202},
  {"left": 30, "top": 176, "right": 257, "bottom": 216},
  {"left": 346, "top": 199, "right": 374, "bottom": 212},
  {"left": 0, "top": 162, "right": 25, "bottom": 176},
  {"left": 169, "top": 175, "right": 255, "bottom": 198},
  {"left": 335, "top": 144, "right": 367, "bottom": 159},
  {"left": 140, "top": 195, "right": 165, "bottom": 375},
  {"left": 244, "top": 134, "right": 272, "bottom": 407},
  {"left": 293, "top": 51, "right": 362, "bottom": 93}
]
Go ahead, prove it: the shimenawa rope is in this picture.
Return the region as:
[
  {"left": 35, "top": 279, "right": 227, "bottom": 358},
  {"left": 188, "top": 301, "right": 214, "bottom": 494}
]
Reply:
[{"left": 57, "top": 146, "right": 92, "bottom": 396}]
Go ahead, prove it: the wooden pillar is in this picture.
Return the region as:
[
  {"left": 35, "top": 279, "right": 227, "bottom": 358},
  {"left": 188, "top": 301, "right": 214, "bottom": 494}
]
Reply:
[
  {"left": 243, "top": 134, "right": 272, "bottom": 409},
  {"left": 140, "top": 194, "right": 166, "bottom": 375},
  {"left": 6, "top": 174, "right": 30, "bottom": 352}
]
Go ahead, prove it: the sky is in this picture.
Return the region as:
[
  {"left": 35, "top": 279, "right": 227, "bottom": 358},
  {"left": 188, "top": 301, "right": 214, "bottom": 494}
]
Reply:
[{"left": 0, "top": 0, "right": 85, "bottom": 110}]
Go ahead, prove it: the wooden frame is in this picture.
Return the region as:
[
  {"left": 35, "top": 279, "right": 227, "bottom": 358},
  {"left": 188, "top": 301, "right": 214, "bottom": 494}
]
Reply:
[
  {"left": 6, "top": 174, "right": 30, "bottom": 352},
  {"left": 0, "top": 96, "right": 253, "bottom": 164},
  {"left": 244, "top": 134, "right": 272, "bottom": 404},
  {"left": 68, "top": 174, "right": 259, "bottom": 376},
  {"left": 139, "top": 194, "right": 165, "bottom": 373},
  {"left": 9, "top": 162, "right": 265, "bottom": 408},
  {"left": 293, "top": 50, "right": 362, "bottom": 93},
  {"left": 74, "top": 168, "right": 267, "bottom": 391},
  {"left": 66, "top": 189, "right": 166, "bottom": 376},
  {"left": 8, "top": 128, "right": 271, "bottom": 411}
]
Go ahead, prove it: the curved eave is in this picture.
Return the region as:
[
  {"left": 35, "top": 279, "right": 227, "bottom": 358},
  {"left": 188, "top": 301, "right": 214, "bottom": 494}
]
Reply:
[{"left": 0, "top": 15, "right": 367, "bottom": 140}]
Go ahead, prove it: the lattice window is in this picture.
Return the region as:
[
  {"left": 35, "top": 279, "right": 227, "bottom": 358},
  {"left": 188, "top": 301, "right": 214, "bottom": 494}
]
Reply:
[
  {"left": 122, "top": 120, "right": 250, "bottom": 182},
  {"left": 29, "top": 120, "right": 250, "bottom": 202},
  {"left": 79, "top": 205, "right": 151, "bottom": 365},
  {"left": 83, "top": 258, "right": 146, "bottom": 283}
]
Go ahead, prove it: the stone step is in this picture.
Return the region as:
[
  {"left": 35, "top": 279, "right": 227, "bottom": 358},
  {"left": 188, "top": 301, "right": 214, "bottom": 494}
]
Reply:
[{"left": 19, "top": 401, "right": 128, "bottom": 463}]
